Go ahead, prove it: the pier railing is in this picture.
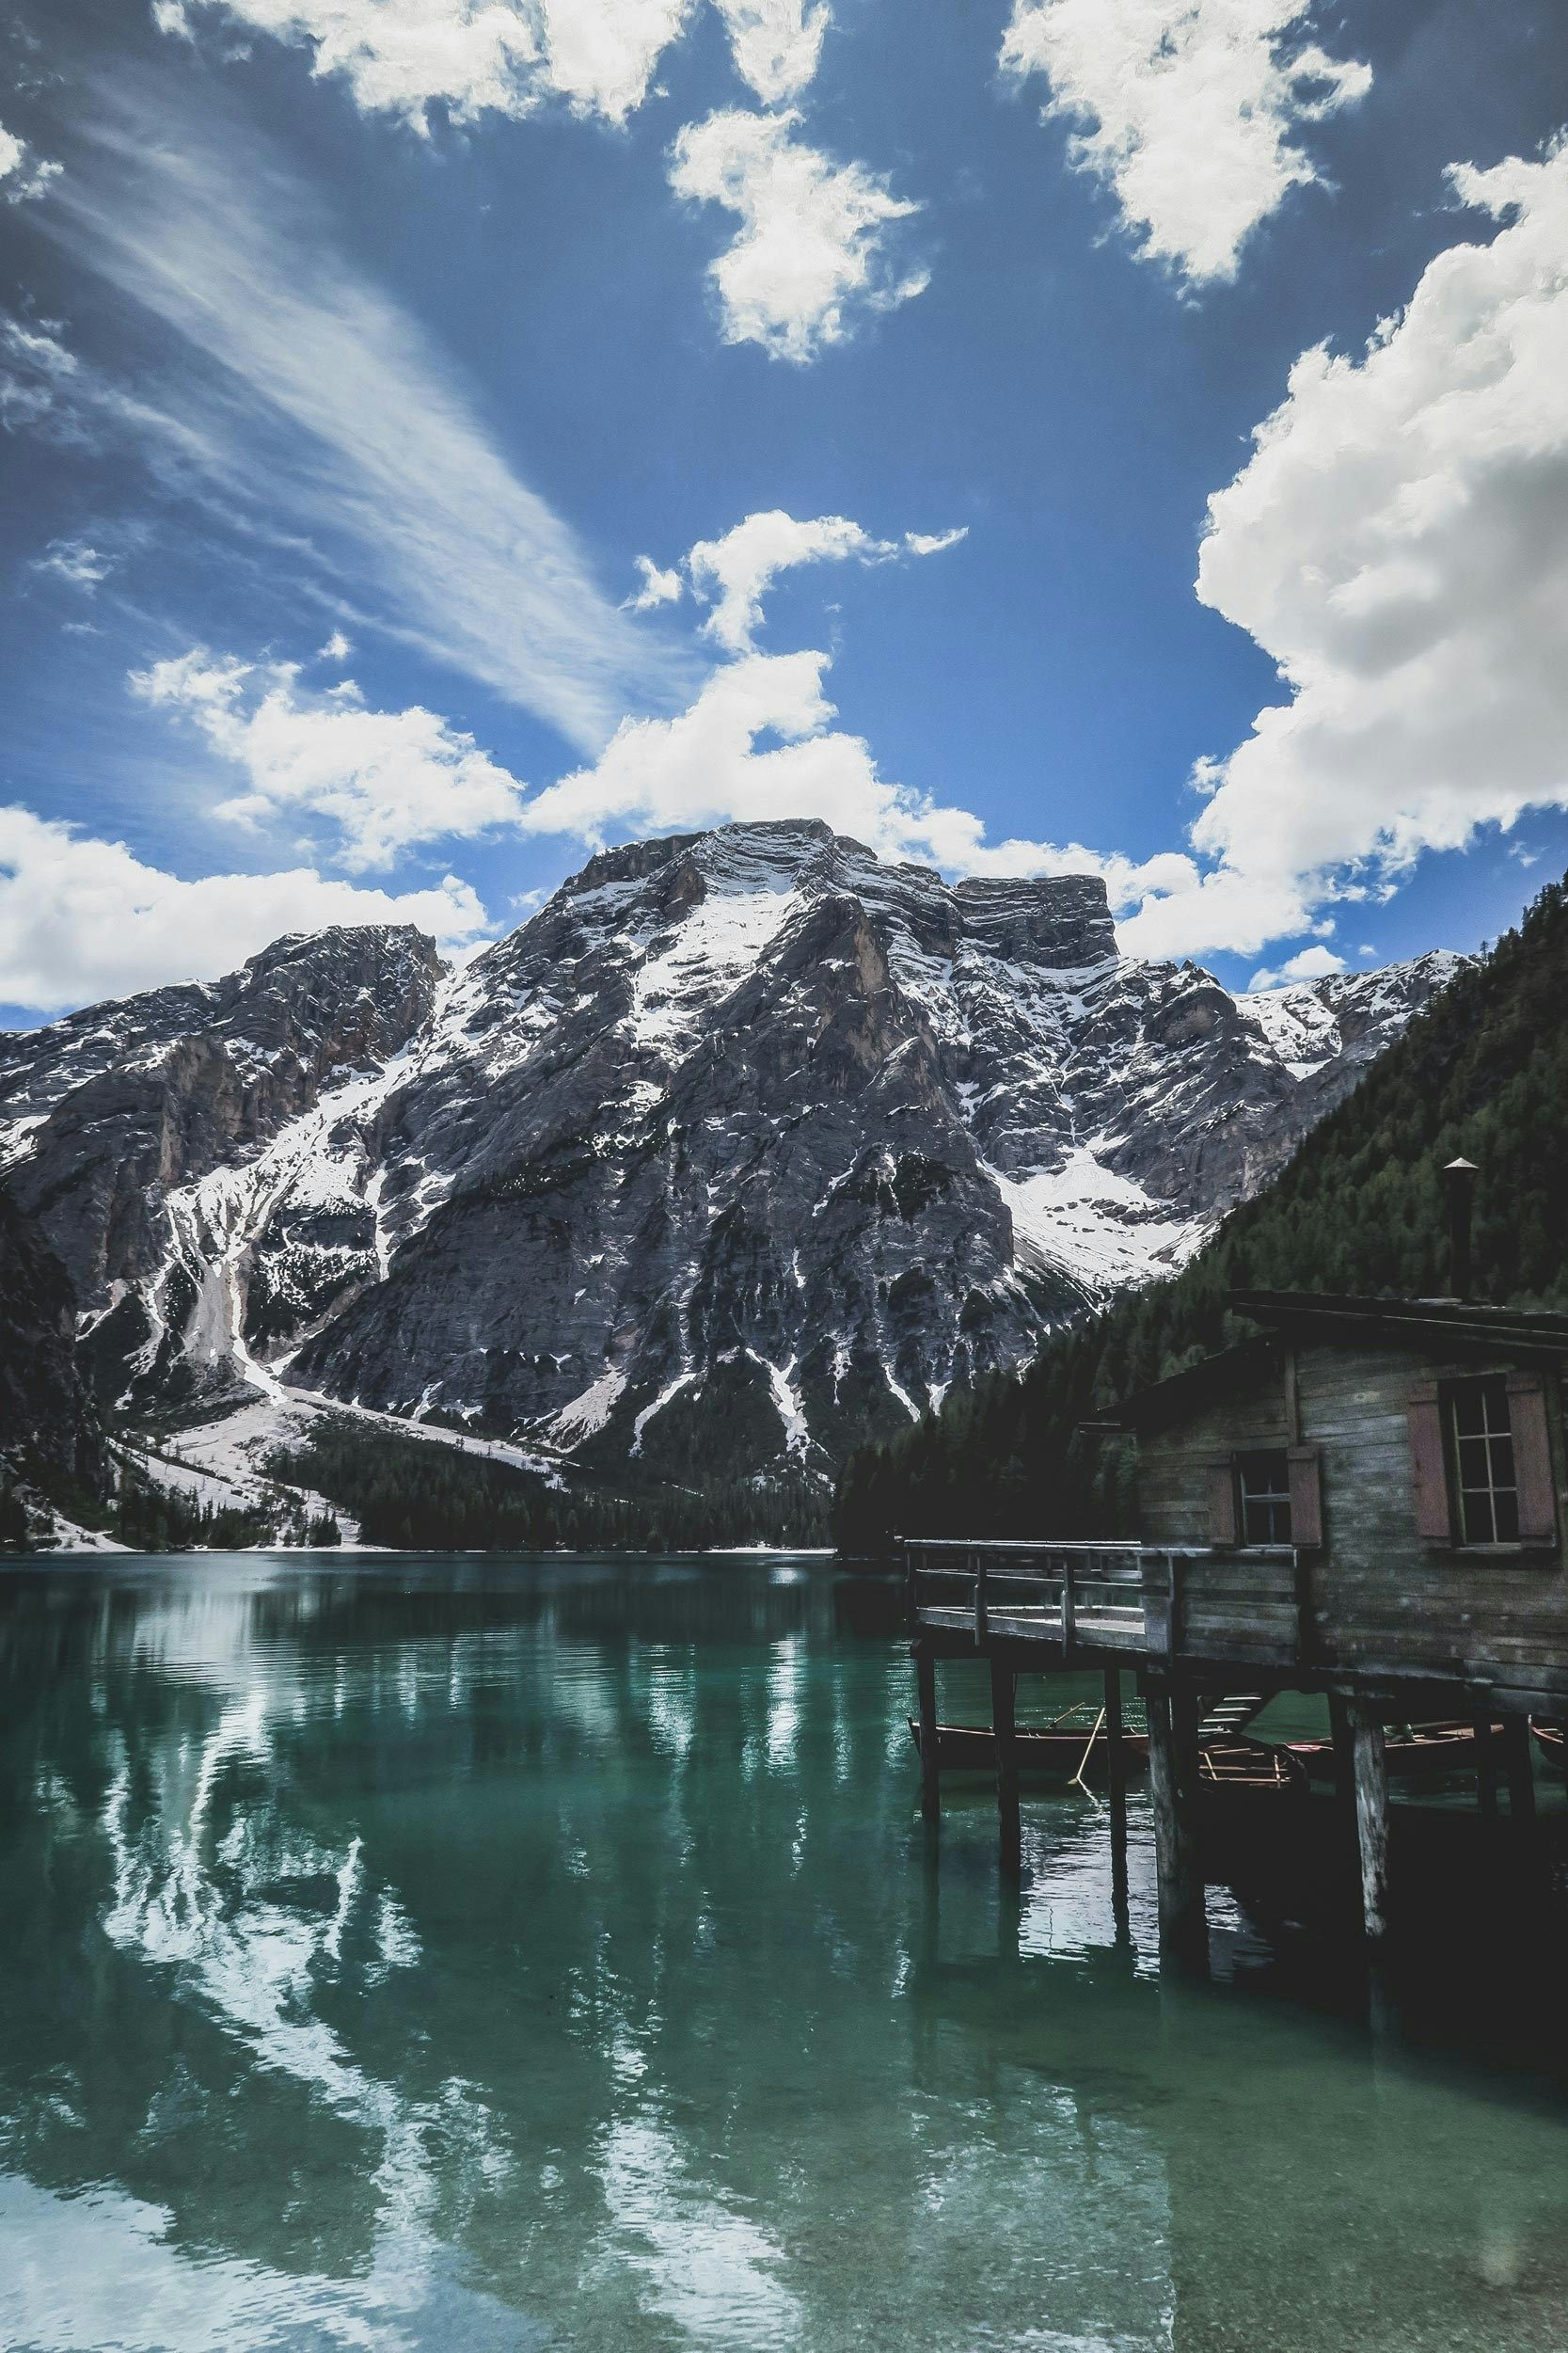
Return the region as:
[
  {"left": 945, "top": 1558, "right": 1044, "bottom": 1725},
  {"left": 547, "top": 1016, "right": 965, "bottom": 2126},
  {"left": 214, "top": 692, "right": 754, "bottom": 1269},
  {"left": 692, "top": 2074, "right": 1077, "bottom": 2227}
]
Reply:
[{"left": 902, "top": 1537, "right": 1300, "bottom": 1667}]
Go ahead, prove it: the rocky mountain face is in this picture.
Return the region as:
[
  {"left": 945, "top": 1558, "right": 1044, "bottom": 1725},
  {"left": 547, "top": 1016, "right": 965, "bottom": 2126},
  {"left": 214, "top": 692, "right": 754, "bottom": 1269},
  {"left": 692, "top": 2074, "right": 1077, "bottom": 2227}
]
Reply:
[
  {"left": 0, "top": 1187, "right": 108, "bottom": 1506},
  {"left": 0, "top": 820, "right": 1461, "bottom": 1488}
]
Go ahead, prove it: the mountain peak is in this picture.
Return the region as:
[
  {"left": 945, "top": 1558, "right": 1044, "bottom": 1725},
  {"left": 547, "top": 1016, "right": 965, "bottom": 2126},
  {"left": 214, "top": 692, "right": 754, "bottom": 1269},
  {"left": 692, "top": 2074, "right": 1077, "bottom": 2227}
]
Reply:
[{"left": 0, "top": 829, "right": 1458, "bottom": 1489}]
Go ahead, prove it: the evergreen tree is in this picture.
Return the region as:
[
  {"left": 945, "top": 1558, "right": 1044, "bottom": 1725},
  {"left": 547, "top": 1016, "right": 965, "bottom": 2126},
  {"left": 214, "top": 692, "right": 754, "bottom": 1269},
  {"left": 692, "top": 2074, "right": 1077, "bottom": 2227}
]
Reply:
[{"left": 835, "top": 873, "right": 1568, "bottom": 1553}]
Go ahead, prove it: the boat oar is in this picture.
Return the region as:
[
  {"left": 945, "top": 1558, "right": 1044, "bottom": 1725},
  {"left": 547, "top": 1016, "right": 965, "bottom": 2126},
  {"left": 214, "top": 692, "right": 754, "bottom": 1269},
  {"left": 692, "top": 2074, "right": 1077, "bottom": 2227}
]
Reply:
[{"left": 1071, "top": 1707, "right": 1107, "bottom": 1791}]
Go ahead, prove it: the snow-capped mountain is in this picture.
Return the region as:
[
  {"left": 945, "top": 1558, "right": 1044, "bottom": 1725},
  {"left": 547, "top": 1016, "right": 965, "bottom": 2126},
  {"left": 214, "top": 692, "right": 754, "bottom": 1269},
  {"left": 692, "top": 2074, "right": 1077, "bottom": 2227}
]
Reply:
[{"left": 0, "top": 819, "right": 1461, "bottom": 1485}]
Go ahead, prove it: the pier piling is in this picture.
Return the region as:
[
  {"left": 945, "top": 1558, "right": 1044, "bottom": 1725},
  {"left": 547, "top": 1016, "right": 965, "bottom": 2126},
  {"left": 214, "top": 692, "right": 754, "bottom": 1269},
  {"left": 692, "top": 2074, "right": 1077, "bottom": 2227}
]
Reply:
[
  {"left": 1502, "top": 1713, "right": 1536, "bottom": 1822},
  {"left": 1147, "top": 1683, "right": 1205, "bottom": 1962},
  {"left": 991, "top": 1658, "right": 1022, "bottom": 1877},
  {"left": 916, "top": 1646, "right": 941, "bottom": 1824},
  {"left": 1350, "top": 1704, "right": 1389, "bottom": 1946}
]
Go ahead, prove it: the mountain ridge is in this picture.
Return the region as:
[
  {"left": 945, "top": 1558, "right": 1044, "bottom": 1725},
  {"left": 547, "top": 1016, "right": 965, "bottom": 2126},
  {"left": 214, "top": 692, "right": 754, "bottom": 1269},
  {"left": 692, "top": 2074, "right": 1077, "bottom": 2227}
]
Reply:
[{"left": 1, "top": 819, "right": 1462, "bottom": 1500}]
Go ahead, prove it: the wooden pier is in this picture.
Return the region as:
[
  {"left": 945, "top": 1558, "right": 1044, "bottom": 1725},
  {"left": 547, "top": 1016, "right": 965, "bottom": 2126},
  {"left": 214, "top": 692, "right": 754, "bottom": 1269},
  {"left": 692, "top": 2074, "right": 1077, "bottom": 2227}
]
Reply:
[{"left": 906, "top": 1287, "right": 1568, "bottom": 1958}]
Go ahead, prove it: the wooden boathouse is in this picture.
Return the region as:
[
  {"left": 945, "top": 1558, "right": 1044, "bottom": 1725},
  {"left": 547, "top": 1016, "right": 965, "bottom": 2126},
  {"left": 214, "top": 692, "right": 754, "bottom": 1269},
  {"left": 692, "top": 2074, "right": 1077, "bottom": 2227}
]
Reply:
[{"left": 907, "top": 1285, "right": 1568, "bottom": 1951}]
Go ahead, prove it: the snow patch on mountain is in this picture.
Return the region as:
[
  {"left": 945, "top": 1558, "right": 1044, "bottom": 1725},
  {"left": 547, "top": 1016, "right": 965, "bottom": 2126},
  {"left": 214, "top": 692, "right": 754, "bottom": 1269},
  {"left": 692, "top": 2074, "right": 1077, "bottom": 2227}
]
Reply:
[
  {"left": 0, "top": 824, "right": 1463, "bottom": 1487},
  {"left": 991, "top": 1146, "right": 1209, "bottom": 1293}
]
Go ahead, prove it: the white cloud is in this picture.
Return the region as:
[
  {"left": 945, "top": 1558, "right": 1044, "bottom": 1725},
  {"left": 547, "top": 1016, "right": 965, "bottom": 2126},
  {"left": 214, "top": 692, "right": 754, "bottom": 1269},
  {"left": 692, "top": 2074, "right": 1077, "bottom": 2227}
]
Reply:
[
  {"left": 0, "top": 119, "right": 61, "bottom": 203},
  {"left": 514, "top": 645, "right": 1176, "bottom": 912},
  {"left": 713, "top": 0, "right": 829, "bottom": 104},
  {"left": 155, "top": 0, "right": 692, "bottom": 130},
  {"left": 0, "top": 804, "right": 489, "bottom": 1013},
  {"left": 0, "top": 315, "right": 81, "bottom": 437},
  {"left": 317, "top": 628, "right": 354, "bottom": 660},
  {"left": 155, "top": 0, "right": 832, "bottom": 123},
  {"left": 30, "top": 537, "right": 114, "bottom": 592},
  {"left": 1000, "top": 0, "right": 1370, "bottom": 285},
  {"left": 1248, "top": 942, "right": 1344, "bottom": 990},
  {"left": 904, "top": 527, "right": 967, "bottom": 557},
  {"left": 131, "top": 651, "right": 530, "bottom": 871},
  {"left": 682, "top": 509, "right": 964, "bottom": 650},
  {"left": 40, "top": 88, "right": 684, "bottom": 750},
  {"left": 669, "top": 109, "right": 927, "bottom": 362},
  {"left": 624, "top": 554, "right": 685, "bottom": 612},
  {"left": 1164, "top": 139, "right": 1568, "bottom": 958}
]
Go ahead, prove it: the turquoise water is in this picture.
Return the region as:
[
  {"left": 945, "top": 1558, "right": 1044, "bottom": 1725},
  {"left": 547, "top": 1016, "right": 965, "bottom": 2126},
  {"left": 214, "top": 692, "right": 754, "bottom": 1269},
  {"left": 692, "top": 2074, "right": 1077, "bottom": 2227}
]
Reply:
[{"left": 3, "top": 1553, "right": 1568, "bottom": 2352}]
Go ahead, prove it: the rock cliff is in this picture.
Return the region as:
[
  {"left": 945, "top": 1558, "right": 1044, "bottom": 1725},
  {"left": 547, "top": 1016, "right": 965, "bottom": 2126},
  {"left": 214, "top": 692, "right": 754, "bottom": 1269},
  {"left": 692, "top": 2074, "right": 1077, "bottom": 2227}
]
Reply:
[{"left": 0, "top": 821, "right": 1460, "bottom": 1485}]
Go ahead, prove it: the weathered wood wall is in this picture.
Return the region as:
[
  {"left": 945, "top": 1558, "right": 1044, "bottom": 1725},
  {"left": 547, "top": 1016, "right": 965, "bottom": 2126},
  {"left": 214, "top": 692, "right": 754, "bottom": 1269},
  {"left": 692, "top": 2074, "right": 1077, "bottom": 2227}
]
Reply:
[{"left": 1137, "top": 1339, "right": 1568, "bottom": 1696}]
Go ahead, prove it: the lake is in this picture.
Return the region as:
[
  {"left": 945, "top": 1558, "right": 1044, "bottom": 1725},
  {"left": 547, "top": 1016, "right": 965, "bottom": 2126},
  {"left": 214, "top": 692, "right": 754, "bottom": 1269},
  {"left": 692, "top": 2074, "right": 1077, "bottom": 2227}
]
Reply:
[{"left": 3, "top": 1551, "right": 1568, "bottom": 2351}]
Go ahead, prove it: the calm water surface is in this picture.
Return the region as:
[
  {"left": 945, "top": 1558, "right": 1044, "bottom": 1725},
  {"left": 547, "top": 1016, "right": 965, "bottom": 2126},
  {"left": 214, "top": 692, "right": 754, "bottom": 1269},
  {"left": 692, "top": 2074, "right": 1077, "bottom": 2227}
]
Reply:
[{"left": 3, "top": 1552, "right": 1568, "bottom": 2351}]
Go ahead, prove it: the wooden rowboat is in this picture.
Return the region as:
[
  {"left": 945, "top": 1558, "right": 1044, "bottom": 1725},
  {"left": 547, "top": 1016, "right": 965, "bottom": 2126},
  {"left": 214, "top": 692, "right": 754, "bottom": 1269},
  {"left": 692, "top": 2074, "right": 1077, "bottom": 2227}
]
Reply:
[
  {"left": 1198, "top": 1735, "right": 1307, "bottom": 1792},
  {"left": 1532, "top": 1720, "right": 1564, "bottom": 1772},
  {"left": 908, "top": 1717, "right": 1306, "bottom": 1793},
  {"left": 1283, "top": 1720, "right": 1506, "bottom": 1786},
  {"left": 908, "top": 1715, "right": 1149, "bottom": 1776}
]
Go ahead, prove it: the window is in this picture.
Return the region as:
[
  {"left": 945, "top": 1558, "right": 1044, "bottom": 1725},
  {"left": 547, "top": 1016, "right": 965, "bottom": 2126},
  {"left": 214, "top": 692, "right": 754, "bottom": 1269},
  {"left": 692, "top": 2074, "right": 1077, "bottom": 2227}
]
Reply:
[
  {"left": 1237, "top": 1450, "right": 1291, "bottom": 1546},
  {"left": 1447, "top": 1375, "right": 1519, "bottom": 1546}
]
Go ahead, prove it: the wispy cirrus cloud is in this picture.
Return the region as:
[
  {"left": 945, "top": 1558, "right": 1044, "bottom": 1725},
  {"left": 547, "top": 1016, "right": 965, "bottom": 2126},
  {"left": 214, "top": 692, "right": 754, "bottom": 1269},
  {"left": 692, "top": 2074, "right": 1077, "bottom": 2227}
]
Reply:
[
  {"left": 35, "top": 80, "right": 689, "bottom": 751},
  {"left": 30, "top": 536, "right": 115, "bottom": 592},
  {"left": 1000, "top": 0, "right": 1370, "bottom": 286},
  {"left": 668, "top": 109, "right": 927, "bottom": 361}
]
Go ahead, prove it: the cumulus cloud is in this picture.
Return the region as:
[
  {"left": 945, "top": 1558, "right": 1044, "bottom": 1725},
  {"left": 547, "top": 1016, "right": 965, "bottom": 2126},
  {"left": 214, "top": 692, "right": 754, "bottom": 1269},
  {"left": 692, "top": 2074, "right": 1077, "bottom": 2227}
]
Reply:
[
  {"left": 1166, "top": 138, "right": 1568, "bottom": 957},
  {"left": 679, "top": 508, "right": 965, "bottom": 650},
  {"left": 0, "top": 119, "right": 61, "bottom": 203},
  {"left": 154, "top": 0, "right": 832, "bottom": 124},
  {"left": 1248, "top": 943, "right": 1345, "bottom": 991},
  {"left": 39, "top": 88, "right": 683, "bottom": 749},
  {"left": 131, "top": 651, "right": 530, "bottom": 871},
  {"left": 154, "top": 0, "right": 691, "bottom": 130},
  {"left": 1000, "top": 0, "right": 1370, "bottom": 285},
  {"left": 712, "top": 0, "right": 829, "bottom": 104},
  {"left": 0, "top": 804, "right": 488, "bottom": 1013},
  {"left": 30, "top": 537, "right": 114, "bottom": 592},
  {"left": 624, "top": 554, "right": 685, "bottom": 612},
  {"left": 669, "top": 109, "right": 927, "bottom": 362},
  {"left": 514, "top": 645, "right": 1175, "bottom": 909}
]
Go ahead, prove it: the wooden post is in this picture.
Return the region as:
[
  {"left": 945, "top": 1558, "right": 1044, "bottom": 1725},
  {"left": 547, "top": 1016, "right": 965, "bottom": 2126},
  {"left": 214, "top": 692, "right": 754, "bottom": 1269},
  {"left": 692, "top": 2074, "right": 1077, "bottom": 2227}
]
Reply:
[
  {"left": 1328, "top": 1693, "right": 1356, "bottom": 1828},
  {"left": 1148, "top": 1684, "right": 1204, "bottom": 1962},
  {"left": 1103, "top": 1666, "right": 1126, "bottom": 1807},
  {"left": 916, "top": 1644, "right": 941, "bottom": 1824},
  {"left": 1061, "top": 1551, "right": 1077, "bottom": 1659},
  {"left": 991, "top": 1656, "right": 1022, "bottom": 1878},
  {"left": 1350, "top": 1703, "right": 1389, "bottom": 1946},
  {"left": 973, "top": 1548, "right": 988, "bottom": 1645},
  {"left": 1475, "top": 1713, "right": 1498, "bottom": 1819},
  {"left": 1105, "top": 1666, "right": 1131, "bottom": 1941},
  {"left": 1502, "top": 1713, "right": 1536, "bottom": 1823}
]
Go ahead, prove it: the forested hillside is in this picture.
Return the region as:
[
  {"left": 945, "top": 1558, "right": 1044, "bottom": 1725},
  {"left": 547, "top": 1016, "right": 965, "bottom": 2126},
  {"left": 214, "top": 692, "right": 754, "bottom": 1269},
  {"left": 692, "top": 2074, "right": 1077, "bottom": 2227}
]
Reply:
[{"left": 833, "top": 875, "right": 1568, "bottom": 1555}]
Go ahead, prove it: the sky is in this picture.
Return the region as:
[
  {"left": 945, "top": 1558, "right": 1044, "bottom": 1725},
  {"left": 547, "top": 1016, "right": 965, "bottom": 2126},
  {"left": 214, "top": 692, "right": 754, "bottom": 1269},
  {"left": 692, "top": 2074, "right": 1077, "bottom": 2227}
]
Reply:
[{"left": 2, "top": 0, "right": 1567, "bottom": 1023}]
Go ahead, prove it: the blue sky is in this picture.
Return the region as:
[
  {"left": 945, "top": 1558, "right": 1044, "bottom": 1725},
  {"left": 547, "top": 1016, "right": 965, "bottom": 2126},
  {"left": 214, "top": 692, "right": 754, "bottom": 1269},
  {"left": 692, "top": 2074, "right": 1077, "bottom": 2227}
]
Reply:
[{"left": 3, "top": 0, "right": 1567, "bottom": 1021}]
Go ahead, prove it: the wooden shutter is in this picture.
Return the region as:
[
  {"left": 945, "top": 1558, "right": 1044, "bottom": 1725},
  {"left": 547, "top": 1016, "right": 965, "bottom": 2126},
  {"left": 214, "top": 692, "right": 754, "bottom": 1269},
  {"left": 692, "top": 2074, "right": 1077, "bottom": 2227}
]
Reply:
[
  {"left": 1287, "top": 1445, "right": 1323, "bottom": 1548},
  {"left": 1204, "top": 1458, "right": 1239, "bottom": 1546},
  {"left": 1506, "top": 1372, "right": 1558, "bottom": 1546},
  {"left": 1407, "top": 1382, "right": 1452, "bottom": 1544}
]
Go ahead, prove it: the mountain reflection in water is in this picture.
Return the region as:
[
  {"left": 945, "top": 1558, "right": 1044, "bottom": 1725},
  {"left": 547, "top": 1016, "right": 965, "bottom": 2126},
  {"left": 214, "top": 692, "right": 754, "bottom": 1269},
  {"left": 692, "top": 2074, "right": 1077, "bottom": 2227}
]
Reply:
[{"left": 2, "top": 1553, "right": 1567, "bottom": 2352}]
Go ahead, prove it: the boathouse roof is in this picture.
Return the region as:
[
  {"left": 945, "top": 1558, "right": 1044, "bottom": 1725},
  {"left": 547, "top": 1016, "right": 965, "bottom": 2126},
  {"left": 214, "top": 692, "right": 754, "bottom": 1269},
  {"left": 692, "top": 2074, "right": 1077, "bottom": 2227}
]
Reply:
[
  {"left": 1230, "top": 1289, "right": 1568, "bottom": 1358},
  {"left": 1109, "top": 1291, "right": 1568, "bottom": 1432}
]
